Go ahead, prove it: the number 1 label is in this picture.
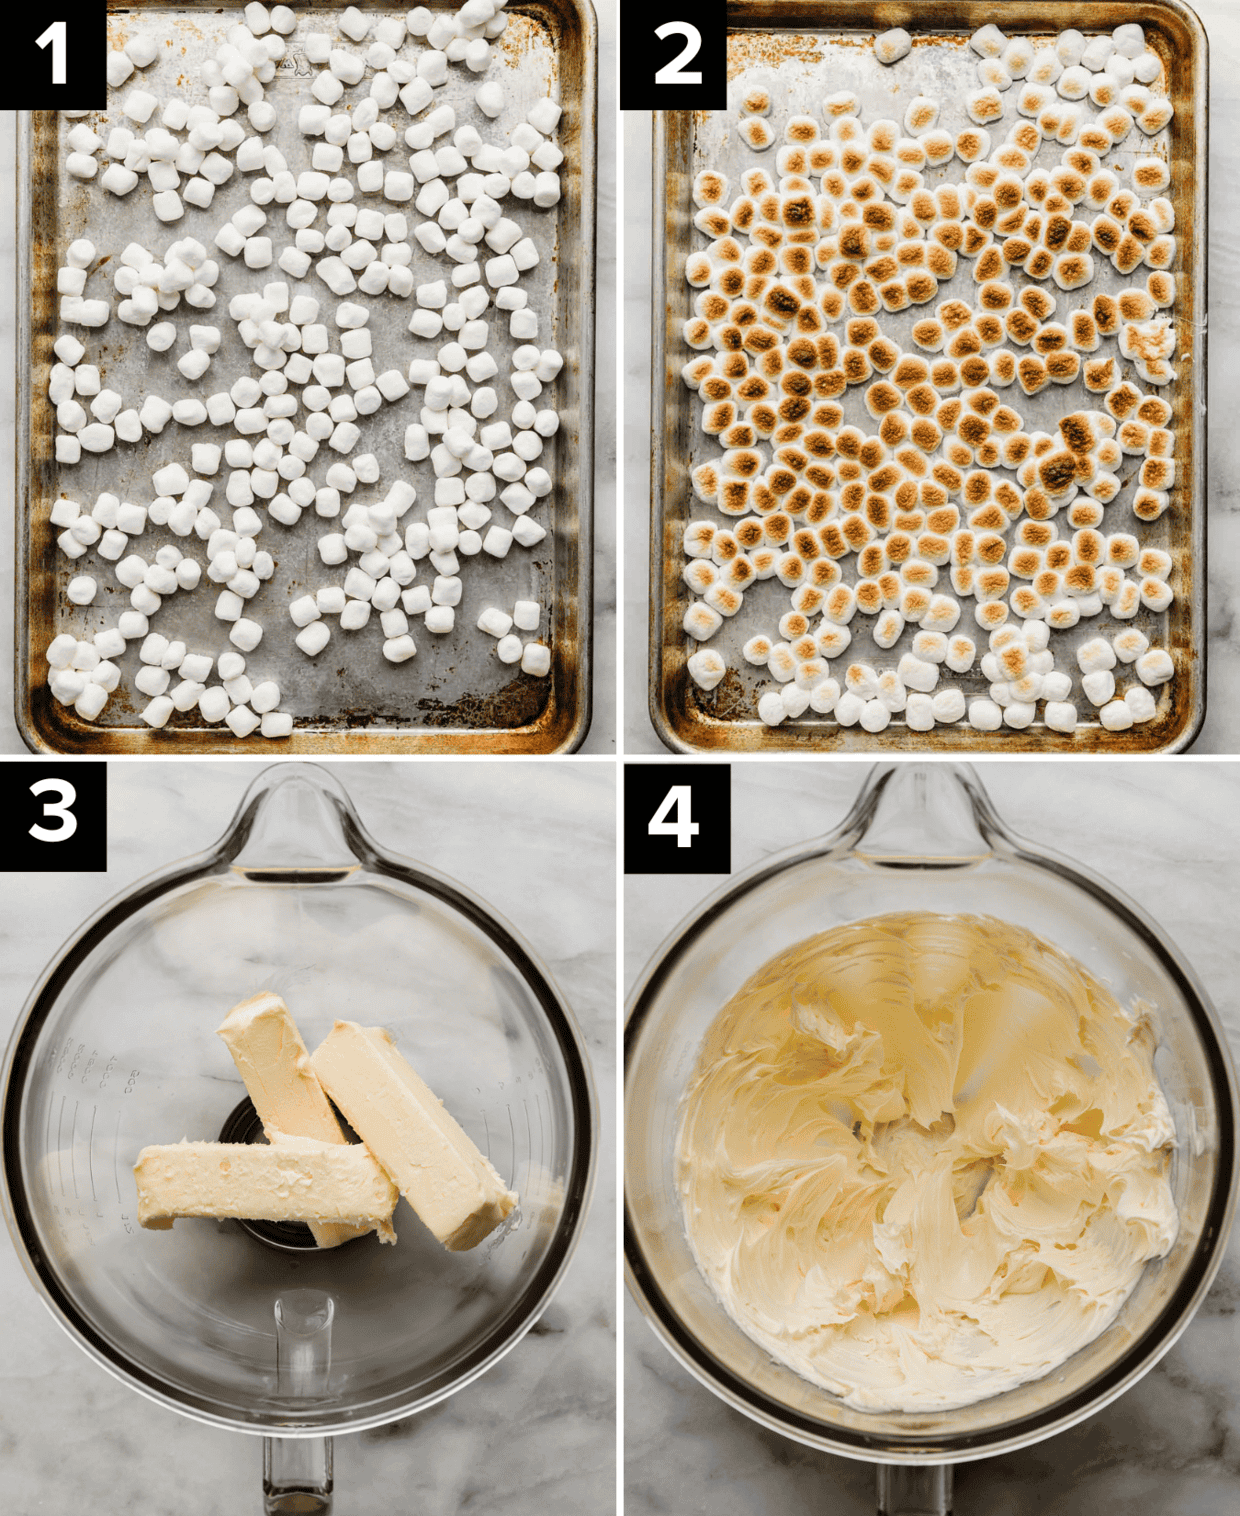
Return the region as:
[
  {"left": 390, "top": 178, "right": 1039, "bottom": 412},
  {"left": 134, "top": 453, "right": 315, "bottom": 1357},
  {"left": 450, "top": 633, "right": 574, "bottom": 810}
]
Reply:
[
  {"left": 36, "top": 22, "right": 67, "bottom": 86},
  {"left": 9, "top": 8, "right": 104, "bottom": 109}
]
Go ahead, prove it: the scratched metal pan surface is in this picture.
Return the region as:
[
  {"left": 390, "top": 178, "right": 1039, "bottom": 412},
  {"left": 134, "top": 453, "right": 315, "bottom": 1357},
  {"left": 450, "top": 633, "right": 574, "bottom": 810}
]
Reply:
[
  {"left": 649, "top": 1, "right": 1206, "bottom": 753},
  {"left": 17, "top": 0, "right": 595, "bottom": 754}
]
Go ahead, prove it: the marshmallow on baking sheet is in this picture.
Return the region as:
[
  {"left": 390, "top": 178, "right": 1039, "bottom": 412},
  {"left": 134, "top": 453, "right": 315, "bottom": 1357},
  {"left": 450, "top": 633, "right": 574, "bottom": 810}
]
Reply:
[
  {"left": 1099, "top": 699, "right": 1135, "bottom": 732},
  {"left": 1077, "top": 637, "right": 1116, "bottom": 674},
  {"left": 905, "top": 693, "right": 935, "bottom": 732},
  {"left": 931, "top": 688, "right": 966, "bottom": 724},
  {"left": 688, "top": 649, "right": 727, "bottom": 691},
  {"left": 875, "top": 28, "right": 912, "bottom": 66},
  {"left": 968, "top": 698, "right": 1003, "bottom": 731},
  {"left": 1136, "top": 649, "right": 1174, "bottom": 686}
]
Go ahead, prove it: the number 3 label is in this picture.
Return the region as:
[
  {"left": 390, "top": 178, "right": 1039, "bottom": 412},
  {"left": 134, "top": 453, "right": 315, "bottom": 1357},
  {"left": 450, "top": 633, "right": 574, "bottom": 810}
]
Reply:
[
  {"left": 654, "top": 22, "right": 702, "bottom": 86},
  {"left": 30, "top": 777, "right": 78, "bottom": 842},
  {"left": 2, "top": 763, "right": 106, "bottom": 871}
]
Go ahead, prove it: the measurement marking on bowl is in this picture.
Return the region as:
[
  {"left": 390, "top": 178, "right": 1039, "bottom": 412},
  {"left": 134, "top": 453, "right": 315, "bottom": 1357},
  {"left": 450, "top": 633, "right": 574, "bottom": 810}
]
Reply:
[
  {"left": 44, "top": 1098, "right": 55, "bottom": 1193},
  {"left": 55, "top": 1095, "right": 66, "bottom": 1198},
  {"left": 113, "top": 1110, "right": 122, "bottom": 1205},
  {"left": 86, "top": 1104, "right": 97, "bottom": 1203},
  {"left": 70, "top": 1101, "right": 79, "bottom": 1200}
]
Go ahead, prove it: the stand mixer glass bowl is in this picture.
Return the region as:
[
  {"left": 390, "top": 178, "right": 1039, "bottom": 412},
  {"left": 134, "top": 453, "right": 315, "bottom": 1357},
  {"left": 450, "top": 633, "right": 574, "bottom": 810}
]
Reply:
[
  {"left": 625, "top": 764, "right": 1237, "bottom": 1472},
  {"left": 2, "top": 764, "right": 596, "bottom": 1442}
]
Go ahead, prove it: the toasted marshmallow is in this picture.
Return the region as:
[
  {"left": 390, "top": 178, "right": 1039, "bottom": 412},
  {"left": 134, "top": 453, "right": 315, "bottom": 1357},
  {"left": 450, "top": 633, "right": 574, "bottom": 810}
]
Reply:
[
  {"left": 687, "top": 649, "right": 727, "bottom": 690},
  {"left": 1136, "top": 648, "right": 1174, "bottom": 686},
  {"left": 844, "top": 662, "right": 880, "bottom": 700},
  {"left": 1077, "top": 636, "right": 1117, "bottom": 674},
  {"left": 875, "top": 28, "right": 912, "bottom": 66},
  {"left": 683, "top": 601, "right": 723, "bottom": 641},
  {"left": 1140, "top": 577, "right": 1174, "bottom": 612},
  {"left": 792, "top": 669, "right": 833, "bottom": 716},
  {"left": 739, "top": 118, "right": 774, "bottom": 151}
]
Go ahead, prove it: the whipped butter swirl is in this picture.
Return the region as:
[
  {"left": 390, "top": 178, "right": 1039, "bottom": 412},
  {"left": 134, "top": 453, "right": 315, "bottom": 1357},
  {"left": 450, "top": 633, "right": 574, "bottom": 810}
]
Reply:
[{"left": 677, "top": 912, "right": 1178, "bottom": 1411}]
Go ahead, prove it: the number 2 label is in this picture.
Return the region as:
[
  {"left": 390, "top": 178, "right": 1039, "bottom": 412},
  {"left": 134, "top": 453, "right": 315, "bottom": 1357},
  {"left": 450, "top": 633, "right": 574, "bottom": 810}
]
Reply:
[{"left": 654, "top": 22, "right": 702, "bottom": 86}]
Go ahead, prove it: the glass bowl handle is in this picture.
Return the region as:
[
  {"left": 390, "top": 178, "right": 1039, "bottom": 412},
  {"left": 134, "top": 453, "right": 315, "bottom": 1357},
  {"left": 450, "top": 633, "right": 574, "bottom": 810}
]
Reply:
[
  {"left": 262, "top": 1291, "right": 335, "bottom": 1515},
  {"left": 834, "top": 762, "right": 1012, "bottom": 867},
  {"left": 876, "top": 1465, "right": 953, "bottom": 1515}
]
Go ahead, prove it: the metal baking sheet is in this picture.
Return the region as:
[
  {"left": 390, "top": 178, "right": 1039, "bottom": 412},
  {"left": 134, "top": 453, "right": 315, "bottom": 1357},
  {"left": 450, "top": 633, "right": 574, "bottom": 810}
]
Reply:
[
  {"left": 649, "top": 1, "right": 1206, "bottom": 752},
  {"left": 17, "top": 0, "right": 596, "bottom": 753}
]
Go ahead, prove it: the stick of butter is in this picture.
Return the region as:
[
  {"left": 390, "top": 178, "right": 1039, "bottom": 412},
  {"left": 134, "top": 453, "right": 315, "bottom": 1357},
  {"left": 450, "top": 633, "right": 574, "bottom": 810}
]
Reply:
[
  {"left": 133, "top": 1135, "right": 398, "bottom": 1235},
  {"left": 310, "top": 1020, "right": 518, "bottom": 1251},
  {"left": 217, "top": 991, "right": 379, "bottom": 1248}
]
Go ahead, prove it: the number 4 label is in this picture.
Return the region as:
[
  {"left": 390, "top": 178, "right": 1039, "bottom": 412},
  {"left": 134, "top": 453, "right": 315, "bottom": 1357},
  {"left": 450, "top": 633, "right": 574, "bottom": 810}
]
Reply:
[
  {"left": 648, "top": 784, "right": 700, "bottom": 849},
  {"left": 624, "top": 764, "right": 730, "bottom": 875}
]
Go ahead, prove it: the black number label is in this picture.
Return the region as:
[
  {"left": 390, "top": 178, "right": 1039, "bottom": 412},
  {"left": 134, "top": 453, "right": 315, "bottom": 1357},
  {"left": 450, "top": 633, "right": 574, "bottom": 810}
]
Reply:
[
  {"left": 654, "top": 22, "right": 703, "bottom": 86},
  {"left": 620, "top": 3, "right": 725, "bottom": 112},
  {"left": 624, "top": 763, "right": 730, "bottom": 875},
  {"left": 2, "top": 762, "right": 107, "bottom": 871},
  {"left": 8, "top": 6, "right": 105, "bottom": 109}
]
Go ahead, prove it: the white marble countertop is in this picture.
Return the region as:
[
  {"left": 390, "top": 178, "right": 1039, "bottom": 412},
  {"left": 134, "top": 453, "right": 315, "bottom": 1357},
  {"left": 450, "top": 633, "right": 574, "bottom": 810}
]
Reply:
[
  {"left": 624, "top": 759, "right": 1240, "bottom": 1514},
  {"left": 624, "top": 1, "right": 1240, "bottom": 753},
  {"left": 0, "top": 760, "right": 616, "bottom": 1514},
  {"left": 0, "top": 0, "right": 616, "bottom": 754}
]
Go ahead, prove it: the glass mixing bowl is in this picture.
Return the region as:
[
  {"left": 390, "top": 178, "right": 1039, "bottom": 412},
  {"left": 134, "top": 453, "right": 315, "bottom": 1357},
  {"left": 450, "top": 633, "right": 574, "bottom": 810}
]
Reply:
[
  {"left": 625, "top": 763, "right": 1237, "bottom": 1482},
  {"left": 3, "top": 764, "right": 596, "bottom": 1445}
]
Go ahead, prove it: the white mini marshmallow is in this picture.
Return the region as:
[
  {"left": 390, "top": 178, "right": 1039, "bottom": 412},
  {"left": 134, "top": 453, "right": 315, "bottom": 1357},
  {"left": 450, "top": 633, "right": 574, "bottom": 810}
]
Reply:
[
  {"left": 1099, "top": 699, "right": 1135, "bottom": 732},
  {"left": 1082, "top": 669, "right": 1117, "bottom": 706},
  {"left": 1044, "top": 701, "right": 1079, "bottom": 733}
]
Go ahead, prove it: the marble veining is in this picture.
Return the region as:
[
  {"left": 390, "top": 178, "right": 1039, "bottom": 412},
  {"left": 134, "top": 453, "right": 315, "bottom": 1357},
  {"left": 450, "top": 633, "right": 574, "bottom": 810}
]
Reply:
[
  {"left": 625, "top": 761, "right": 1240, "bottom": 1513},
  {"left": 0, "top": 762, "right": 616, "bottom": 1514},
  {"left": 624, "top": 2, "right": 1240, "bottom": 753}
]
